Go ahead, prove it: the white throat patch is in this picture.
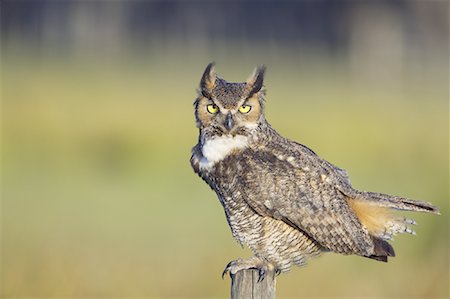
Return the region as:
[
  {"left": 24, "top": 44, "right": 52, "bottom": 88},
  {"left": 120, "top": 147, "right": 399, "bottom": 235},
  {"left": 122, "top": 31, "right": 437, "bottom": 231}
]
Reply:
[{"left": 200, "top": 135, "right": 249, "bottom": 170}]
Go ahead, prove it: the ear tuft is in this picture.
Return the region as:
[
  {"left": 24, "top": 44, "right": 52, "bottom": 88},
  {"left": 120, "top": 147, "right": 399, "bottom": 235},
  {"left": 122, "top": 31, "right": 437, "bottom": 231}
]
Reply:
[
  {"left": 200, "top": 62, "right": 216, "bottom": 96},
  {"left": 246, "top": 65, "right": 266, "bottom": 95}
]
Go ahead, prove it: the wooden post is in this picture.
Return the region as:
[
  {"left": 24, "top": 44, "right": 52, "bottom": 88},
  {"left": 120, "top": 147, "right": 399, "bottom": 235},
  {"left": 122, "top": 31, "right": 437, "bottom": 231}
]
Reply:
[{"left": 230, "top": 269, "right": 276, "bottom": 299}]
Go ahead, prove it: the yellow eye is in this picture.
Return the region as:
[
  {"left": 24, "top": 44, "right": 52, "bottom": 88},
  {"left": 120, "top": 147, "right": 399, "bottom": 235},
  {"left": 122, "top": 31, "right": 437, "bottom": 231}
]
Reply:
[
  {"left": 207, "top": 104, "right": 219, "bottom": 114},
  {"left": 239, "top": 104, "right": 252, "bottom": 113}
]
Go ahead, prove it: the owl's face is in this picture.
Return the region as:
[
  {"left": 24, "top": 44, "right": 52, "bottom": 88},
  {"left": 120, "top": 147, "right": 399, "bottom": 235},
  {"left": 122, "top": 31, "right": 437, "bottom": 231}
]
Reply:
[{"left": 194, "top": 63, "right": 266, "bottom": 137}]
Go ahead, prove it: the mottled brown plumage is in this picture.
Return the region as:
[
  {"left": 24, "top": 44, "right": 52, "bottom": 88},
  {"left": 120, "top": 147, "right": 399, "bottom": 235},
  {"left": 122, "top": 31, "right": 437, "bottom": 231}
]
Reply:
[{"left": 190, "top": 63, "right": 439, "bottom": 278}]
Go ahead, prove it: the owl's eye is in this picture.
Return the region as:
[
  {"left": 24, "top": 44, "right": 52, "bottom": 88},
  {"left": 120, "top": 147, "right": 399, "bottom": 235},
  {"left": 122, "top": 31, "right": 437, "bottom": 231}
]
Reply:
[
  {"left": 239, "top": 104, "right": 252, "bottom": 113},
  {"left": 207, "top": 104, "right": 219, "bottom": 114}
]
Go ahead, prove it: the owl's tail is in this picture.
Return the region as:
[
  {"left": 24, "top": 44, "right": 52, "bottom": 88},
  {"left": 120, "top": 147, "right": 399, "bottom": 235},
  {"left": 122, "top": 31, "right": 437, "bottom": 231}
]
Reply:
[
  {"left": 354, "top": 191, "right": 440, "bottom": 214},
  {"left": 346, "top": 191, "right": 439, "bottom": 262},
  {"left": 346, "top": 190, "right": 439, "bottom": 244}
]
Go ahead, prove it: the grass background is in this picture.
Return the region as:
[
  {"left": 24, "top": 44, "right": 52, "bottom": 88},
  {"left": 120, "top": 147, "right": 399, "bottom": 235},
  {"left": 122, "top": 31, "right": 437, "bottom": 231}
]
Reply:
[{"left": 2, "top": 1, "right": 449, "bottom": 298}]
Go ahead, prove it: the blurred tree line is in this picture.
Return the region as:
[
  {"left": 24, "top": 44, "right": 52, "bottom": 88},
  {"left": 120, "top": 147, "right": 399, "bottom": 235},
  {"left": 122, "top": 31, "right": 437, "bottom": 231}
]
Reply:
[
  {"left": 2, "top": 1, "right": 447, "bottom": 87},
  {"left": 2, "top": 1, "right": 447, "bottom": 57}
]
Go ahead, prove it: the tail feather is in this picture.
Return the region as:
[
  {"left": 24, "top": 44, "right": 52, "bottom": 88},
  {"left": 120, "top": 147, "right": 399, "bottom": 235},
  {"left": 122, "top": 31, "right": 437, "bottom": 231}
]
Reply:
[
  {"left": 368, "top": 255, "right": 388, "bottom": 262},
  {"left": 372, "top": 236, "right": 395, "bottom": 257},
  {"left": 367, "top": 237, "right": 395, "bottom": 263},
  {"left": 347, "top": 190, "right": 439, "bottom": 243},
  {"left": 356, "top": 191, "right": 440, "bottom": 214},
  {"left": 346, "top": 189, "right": 439, "bottom": 263}
]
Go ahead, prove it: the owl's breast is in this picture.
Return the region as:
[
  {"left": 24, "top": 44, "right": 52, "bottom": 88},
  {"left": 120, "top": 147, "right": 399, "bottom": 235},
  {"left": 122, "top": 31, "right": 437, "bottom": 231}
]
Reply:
[
  {"left": 190, "top": 139, "right": 247, "bottom": 195},
  {"left": 192, "top": 147, "right": 261, "bottom": 245}
]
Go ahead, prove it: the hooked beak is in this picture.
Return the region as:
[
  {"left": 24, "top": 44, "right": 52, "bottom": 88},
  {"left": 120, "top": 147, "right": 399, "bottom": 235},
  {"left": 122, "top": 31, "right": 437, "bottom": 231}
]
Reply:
[{"left": 224, "top": 112, "right": 234, "bottom": 131}]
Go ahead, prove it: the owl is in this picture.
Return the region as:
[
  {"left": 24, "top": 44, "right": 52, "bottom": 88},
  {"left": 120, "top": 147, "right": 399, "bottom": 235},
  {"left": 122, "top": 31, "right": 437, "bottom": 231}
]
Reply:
[{"left": 190, "top": 63, "right": 439, "bottom": 279}]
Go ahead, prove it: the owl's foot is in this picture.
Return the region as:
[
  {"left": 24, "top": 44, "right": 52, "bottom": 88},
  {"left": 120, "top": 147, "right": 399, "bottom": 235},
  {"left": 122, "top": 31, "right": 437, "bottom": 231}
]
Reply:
[{"left": 222, "top": 257, "right": 277, "bottom": 282}]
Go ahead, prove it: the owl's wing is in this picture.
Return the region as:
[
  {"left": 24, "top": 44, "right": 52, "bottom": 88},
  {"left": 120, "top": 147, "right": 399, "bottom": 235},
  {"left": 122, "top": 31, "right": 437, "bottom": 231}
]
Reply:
[{"left": 240, "top": 149, "right": 374, "bottom": 256}]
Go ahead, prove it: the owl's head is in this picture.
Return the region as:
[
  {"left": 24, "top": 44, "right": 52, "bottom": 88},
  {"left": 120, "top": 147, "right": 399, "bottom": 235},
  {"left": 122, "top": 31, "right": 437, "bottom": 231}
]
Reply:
[{"left": 194, "top": 63, "right": 266, "bottom": 136}]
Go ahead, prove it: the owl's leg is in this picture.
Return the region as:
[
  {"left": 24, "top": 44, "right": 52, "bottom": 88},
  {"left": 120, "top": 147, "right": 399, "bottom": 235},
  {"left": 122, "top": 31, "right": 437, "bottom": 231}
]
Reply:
[{"left": 222, "top": 256, "right": 277, "bottom": 282}]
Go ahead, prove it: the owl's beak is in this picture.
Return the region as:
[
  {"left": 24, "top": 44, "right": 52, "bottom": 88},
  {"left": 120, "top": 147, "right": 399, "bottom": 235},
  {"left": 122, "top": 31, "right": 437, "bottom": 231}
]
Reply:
[{"left": 224, "top": 113, "right": 234, "bottom": 131}]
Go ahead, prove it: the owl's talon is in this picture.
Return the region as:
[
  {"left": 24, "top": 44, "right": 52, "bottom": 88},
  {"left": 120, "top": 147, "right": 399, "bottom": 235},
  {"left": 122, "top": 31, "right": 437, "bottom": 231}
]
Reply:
[
  {"left": 222, "top": 261, "right": 233, "bottom": 279},
  {"left": 257, "top": 267, "right": 266, "bottom": 282},
  {"left": 221, "top": 269, "right": 227, "bottom": 279},
  {"left": 222, "top": 260, "right": 239, "bottom": 279},
  {"left": 222, "top": 257, "right": 275, "bottom": 281},
  {"left": 275, "top": 268, "right": 282, "bottom": 276}
]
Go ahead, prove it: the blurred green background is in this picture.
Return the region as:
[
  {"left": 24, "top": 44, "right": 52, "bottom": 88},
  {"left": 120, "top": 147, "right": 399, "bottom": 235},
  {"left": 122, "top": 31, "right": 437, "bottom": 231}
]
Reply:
[{"left": 1, "top": 1, "right": 448, "bottom": 298}]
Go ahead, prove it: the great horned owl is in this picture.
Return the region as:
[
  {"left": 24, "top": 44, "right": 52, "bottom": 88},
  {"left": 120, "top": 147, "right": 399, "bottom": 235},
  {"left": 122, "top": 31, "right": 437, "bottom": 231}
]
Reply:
[{"left": 190, "top": 63, "right": 439, "bottom": 278}]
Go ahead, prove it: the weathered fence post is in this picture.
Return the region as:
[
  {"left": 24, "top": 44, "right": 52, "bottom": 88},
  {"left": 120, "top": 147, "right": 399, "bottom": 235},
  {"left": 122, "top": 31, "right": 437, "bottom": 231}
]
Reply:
[{"left": 230, "top": 269, "right": 276, "bottom": 299}]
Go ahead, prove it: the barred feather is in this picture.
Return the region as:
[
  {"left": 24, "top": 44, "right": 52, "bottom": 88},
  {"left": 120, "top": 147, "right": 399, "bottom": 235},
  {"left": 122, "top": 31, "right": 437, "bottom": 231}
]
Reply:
[{"left": 354, "top": 191, "right": 440, "bottom": 214}]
